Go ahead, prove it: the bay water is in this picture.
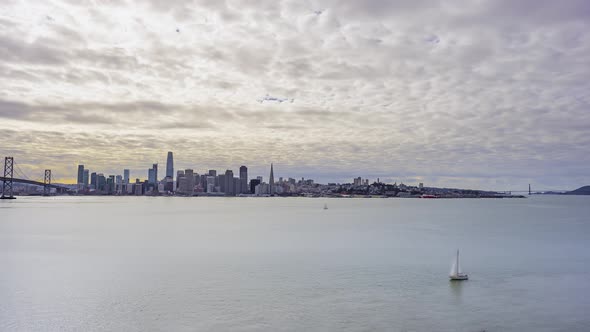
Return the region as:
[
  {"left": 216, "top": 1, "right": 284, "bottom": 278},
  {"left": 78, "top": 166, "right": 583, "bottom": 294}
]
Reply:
[{"left": 1, "top": 196, "right": 589, "bottom": 331}]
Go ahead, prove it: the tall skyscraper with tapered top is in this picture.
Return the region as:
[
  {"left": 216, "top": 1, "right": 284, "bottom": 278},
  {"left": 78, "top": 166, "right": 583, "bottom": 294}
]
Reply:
[
  {"left": 269, "top": 163, "right": 275, "bottom": 195},
  {"left": 166, "top": 152, "right": 174, "bottom": 178}
]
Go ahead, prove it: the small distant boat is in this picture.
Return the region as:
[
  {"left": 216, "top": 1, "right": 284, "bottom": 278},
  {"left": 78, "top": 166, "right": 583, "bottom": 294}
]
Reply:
[
  {"left": 323, "top": 203, "right": 328, "bottom": 210},
  {"left": 449, "top": 249, "right": 468, "bottom": 281},
  {"left": 421, "top": 194, "right": 437, "bottom": 198}
]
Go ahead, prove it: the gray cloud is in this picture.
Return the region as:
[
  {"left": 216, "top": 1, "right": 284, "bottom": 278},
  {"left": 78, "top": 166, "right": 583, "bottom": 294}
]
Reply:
[
  {"left": 0, "top": 36, "right": 67, "bottom": 65},
  {"left": 0, "top": 0, "right": 588, "bottom": 190}
]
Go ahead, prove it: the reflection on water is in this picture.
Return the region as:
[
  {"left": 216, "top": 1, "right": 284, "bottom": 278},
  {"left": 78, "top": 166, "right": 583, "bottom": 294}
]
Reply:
[{"left": 449, "top": 279, "right": 464, "bottom": 303}]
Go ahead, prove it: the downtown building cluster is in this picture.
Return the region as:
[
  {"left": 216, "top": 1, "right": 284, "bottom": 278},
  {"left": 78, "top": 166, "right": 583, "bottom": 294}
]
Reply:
[
  {"left": 75, "top": 152, "right": 301, "bottom": 196},
  {"left": 69, "top": 152, "right": 506, "bottom": 198}
]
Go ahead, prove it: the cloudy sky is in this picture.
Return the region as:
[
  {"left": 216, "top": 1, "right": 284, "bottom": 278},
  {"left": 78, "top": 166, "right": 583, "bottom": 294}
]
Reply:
[{"left": 1, "top": 0, "right": 589, "bottom": 190}]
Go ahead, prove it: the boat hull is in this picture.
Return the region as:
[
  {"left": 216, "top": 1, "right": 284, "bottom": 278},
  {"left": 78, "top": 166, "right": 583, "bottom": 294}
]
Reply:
[{"left": 450, "top": 274, "right": 469, "bottom": 281}]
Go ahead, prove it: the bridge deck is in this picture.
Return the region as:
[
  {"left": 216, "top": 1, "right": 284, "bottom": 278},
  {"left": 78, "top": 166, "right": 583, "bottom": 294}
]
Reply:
[{"left": 0, "top": 176, "right": 69, "bottom": 190}]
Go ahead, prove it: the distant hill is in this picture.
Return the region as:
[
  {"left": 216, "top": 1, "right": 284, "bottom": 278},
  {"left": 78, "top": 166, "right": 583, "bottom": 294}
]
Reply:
[{"left": 565, "top": 186, "right": 590, "bottom": 195}]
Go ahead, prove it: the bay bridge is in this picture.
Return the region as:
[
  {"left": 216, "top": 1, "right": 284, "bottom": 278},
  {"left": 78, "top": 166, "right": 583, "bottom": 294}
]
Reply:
[{"left": 1, "top": 156, "right": 70, "bottom": 199}]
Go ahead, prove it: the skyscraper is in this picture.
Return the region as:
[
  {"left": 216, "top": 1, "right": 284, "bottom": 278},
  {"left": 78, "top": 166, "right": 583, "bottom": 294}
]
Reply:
[
  {"left": 218, "top": 174, "right": 226, "bottom": 193},
  {"left": 83, "top": 169, "right": 89, "bottom": 189},
  {"left": 90, "top": 172, "right": 97, "bottom": 189},
  {"left": 224, "top": 170, "right": 234, "bottom": 196},
  {"left": 250, "top": 179, "right": 261, "bottom": 194},
  {"left": 152, "top": 164, "right": 158, "bottom": 184},
  {"left": 176, "top": 170, "right": 184, "bottom": 189},
  {"left": 206, "top": 176, "right": 215, "bottom": 193},
  {"left": 239, "top": 166, "right": 248, "bottom": 194},
  {"left": 123, "top": 169, "right": 130, "bottom": 184},
  {"left": 97, "top": 174, "right": 106, "bottom": 191},
  {"left": 166, "top": 152, "right": 174, "bottom": 178},
  {"left": 107, "top": 175, "right": 115, "bottom": 193},
  {"left": 77, "top": 165, "right": 84, "bottom": 185},
  {"left": 148, "top": 168, "right": 155, "bottom": 184},
  {"left": 115, "top": 175, "right": 122, "bottom": 193},
  {"left": 269, "top": 163, "right": 275, "bottom": 195},
  {"left": 184, "top": 169, "right": 194, "bottom": 195},
  {"left": 234, "top": 177, "right": 241, "bottom": 195}
]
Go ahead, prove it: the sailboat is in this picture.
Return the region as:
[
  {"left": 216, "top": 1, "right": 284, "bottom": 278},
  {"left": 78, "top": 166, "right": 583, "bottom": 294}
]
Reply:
[
  {"left": 449, "top": 249, "right": 468, "bottom": 281},
  {"left": 323, "top": 203, "right": 328, "bottom": 210}
]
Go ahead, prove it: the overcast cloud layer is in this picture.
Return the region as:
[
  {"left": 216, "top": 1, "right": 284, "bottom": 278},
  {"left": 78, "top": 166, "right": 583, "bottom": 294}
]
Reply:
[{"left": 1, "top": 0, "right": 589, "bottom": 190}]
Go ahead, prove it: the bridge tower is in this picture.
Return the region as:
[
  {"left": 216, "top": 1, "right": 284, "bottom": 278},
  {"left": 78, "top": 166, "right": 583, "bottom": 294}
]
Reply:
[
  {"left": 44, "top": 169, "right": 52, "bottom": 196},
  {"left": 1, "top": 156, "right": 15, "bottom": 199}
]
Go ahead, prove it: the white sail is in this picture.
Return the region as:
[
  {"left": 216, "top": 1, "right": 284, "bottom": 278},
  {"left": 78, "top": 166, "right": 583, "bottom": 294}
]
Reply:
[
  {"left": 450, "top": 250, "right": 460, "bottom": 276},
  {"left": 449, "top": 261, "right": 456, "bottom": 276},
  {"left": 449, "top": 249, "right": 468, "bottom": 280}
]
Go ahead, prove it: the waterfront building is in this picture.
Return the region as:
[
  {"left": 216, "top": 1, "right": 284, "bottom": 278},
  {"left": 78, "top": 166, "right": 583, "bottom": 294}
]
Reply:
[
  {"left": 134, "top": 183, "right": 143, "bottom": 195},
  {"left": 184, "top": 169, "right": 194, "bottom": 195},
  {"left": 77, "top": 165, "right": 84, "bottom": 184},
  {"left": 176, "top": 170, "right": 185, "bottom": 190},
  {"left": 198, "top": 174, "right": 206, "bottom": 192},
  {"left": 206, "top": 176, "right": 215, "bottom": 193},
  {"left": 123, "top": 169, "right": 130, "bottom": 184},
  {"left": 107, "top": 175, "right": 115, "bottom": 193},
  {"left": 218, "top": 174, "right": 226, "bottom": 193},
  {"left": 177, "top": 176, "right": 187, "bottom": 194},
  {"left": 166, "top": 152, "right": 174, "bottom": 178},
  {"left": 234, "top": 177, "right": 241, "bottom": 195},
  {"left": 152, "top": 164, "right": 158, "bottom": 185},
  {"left": 77, "top": 165, "right": 84, "bottom": 191},
  {"left": 224, "top": 170, "right": 234, "bottom": 196},
  {"left": 148, "top": 168, "right": 155, "bottom": 185},
  {"left": 164, "top": 177, "right": 174, "bottom": 192},
  {"left": 115, "top": 175, "right": 123, "bottom": 194},
  {"left": 90, "top": 172, "right": 97, "bottom": 190},
  {"left": 275, "top": 184, "right": 284, "bottom": 194},
  {"left": 208, "top": 170, "right": 218, "bottom": 187},
  {"left": 97, "top": 174, "right": 106, "bottom": 191},
  {"left": 255, "top": 183, "right": 269, "bottom": 196},
  {"left": 83, "top": 170, "right": 89, "bottom": 189},
  {"left": 239, "top": 166, "right": 248, "bottom": 194},
  {"left": 249, "top": 179, "right": 261, "bottom": 194},
  {"left": 353, "top": 177, "right": 362, "bottom": 186},
  {"left": 269, "top": 164, "right": 275, "bottom": 195}
]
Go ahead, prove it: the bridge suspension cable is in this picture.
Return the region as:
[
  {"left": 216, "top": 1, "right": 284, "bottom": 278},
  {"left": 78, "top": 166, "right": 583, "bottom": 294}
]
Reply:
[
  {"left": 1, "top": 158, "right": 67, "bottom": 195},
  {"left": 13, "top": 162, "right": 32, "bottom": 181}
]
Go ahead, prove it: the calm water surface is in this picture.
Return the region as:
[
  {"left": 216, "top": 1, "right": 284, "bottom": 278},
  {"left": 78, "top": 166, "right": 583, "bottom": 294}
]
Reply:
[{"left": 1, "top": 196, "right": 589, "bottom": 331}]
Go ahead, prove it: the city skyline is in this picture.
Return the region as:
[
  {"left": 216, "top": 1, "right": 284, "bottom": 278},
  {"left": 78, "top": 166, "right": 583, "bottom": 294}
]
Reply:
[
  {"left": 1, "top": 1, "right": 589, "bottom": 191},
  {"left": 70, "top": 155, "right": 331, "bottom": 196}
]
